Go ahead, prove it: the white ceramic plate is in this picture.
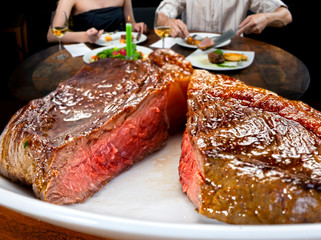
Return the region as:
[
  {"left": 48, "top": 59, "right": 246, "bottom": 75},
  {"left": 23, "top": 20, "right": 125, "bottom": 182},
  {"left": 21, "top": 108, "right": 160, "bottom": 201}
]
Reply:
[
  {"left": 83, "top": 45, "right": 153, "bottom": 64},
  {"left": 95, "top": 31, "right": 147, "bottom": 47},
  {"left": 176, "top": 32, "right": 231, "bottom": 49},
  {"left": 1, "top": 133, "right": 321, "bottom": 239},
  {"left": 186, "top": 48, "right": 255, "bottom": 71}
]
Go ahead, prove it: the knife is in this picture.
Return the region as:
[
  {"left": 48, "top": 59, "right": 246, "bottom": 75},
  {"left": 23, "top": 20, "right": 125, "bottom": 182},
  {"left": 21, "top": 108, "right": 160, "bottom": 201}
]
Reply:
[
  {"left": 213, "top": 29, "right": 236, "bottom": 47},
  {"left": 136, "top": 32, "right": 141, "bottom": 41}
]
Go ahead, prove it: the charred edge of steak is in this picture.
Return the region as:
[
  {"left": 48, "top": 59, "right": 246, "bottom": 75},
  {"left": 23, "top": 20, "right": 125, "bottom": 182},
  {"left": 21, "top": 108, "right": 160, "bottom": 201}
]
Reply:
[
  {"left": 148, "top": 49, "right": 194, "bottom": 76},
  {"left": 181, "top": 70, "right": 321, "bottom": 224},
  {"left": 188, "top": 70, "right": 321, "bottom": 139}
]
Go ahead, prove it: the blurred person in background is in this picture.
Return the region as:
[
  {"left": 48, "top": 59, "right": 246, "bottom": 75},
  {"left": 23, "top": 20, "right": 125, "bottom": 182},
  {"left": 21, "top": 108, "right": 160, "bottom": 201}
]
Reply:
[
  {"left": 156, "top": 0, "right": 292, "bottom": 38},
  {"left": 47, "top": 0, "right": 148, "bottom": 43}
]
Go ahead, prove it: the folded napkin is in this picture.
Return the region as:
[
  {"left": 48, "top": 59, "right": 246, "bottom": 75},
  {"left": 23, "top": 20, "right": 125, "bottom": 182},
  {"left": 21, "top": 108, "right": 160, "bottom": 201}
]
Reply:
[
  {"left": 149, "top": 37, "right": 177, "bottom": 49},
  {"left": 64, "top": 43, "right": 91, "bottom": 57}
]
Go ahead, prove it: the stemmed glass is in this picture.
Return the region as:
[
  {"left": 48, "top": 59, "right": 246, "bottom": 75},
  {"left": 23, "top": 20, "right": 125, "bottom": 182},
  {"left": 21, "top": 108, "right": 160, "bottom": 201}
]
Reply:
[
  {"left": 51, "top": 11, "right": 68, "bottom": 59},
  {"left": 154, "top": 11, "right": 171, "bottom": 48}
]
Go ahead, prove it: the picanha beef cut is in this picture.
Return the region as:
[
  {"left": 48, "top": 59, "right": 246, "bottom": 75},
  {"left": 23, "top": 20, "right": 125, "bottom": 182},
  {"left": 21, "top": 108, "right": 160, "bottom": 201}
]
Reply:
[
  {"left": 179, "top": 70, "right": 321, "bottom": 224},
  {"left": 0, "top": 49, "right": 193, "bottom": 204}
]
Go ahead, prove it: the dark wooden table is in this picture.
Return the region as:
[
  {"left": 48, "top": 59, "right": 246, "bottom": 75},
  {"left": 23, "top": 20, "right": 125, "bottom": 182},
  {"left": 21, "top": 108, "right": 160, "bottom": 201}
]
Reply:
[
  {"left": 1, "top": 30, "right": 311, "bottom": 240},
  {"left": 8, "top": 30, "right": 310, "bottom": 102}
]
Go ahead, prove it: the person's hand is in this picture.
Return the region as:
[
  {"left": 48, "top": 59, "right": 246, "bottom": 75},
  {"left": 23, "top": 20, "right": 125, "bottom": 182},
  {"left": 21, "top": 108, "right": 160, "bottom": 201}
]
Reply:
[
  {"left": 166, "top": 18, "right": 189, "bottom": 38},
  {"left": 157, "top": 13, "right": 189, "bottom": 38},
  {"left": 237, "top": 13, "right": 268, "bottom": 35},
  {"left": 133, "top": 22, "right": 148, "bottom": 33},
  {"left": 86, "top": 28, "right": 104, "bottom": 43}
]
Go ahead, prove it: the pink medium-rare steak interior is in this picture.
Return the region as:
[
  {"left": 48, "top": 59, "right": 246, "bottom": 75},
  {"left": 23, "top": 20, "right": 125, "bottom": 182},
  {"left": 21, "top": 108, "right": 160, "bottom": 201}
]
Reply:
[
  {"left": 46, "top": 91, "right": 168, "bottom": 204},
  {"left": 180, "top": 70, "right": 321, "bottom": 224},
  {"left": 179, "top": 131, "right": 204, "bottom": 208},
  {"left": 0, "top": 49, "right": 193, "bottom": 204}
]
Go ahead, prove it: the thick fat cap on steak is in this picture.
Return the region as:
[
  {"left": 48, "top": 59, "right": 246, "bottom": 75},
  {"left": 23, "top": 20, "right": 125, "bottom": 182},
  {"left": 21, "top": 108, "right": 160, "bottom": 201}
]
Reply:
[
  {"left": 179, "top": 69, "right": 321, "bottom": 224},
  {"left": 0, "top": 49, "right": 193, "bottom": 204}
]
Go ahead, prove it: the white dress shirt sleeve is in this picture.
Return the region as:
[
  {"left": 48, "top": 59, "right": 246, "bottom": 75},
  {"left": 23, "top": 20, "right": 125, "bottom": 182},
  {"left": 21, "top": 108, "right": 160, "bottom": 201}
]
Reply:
[
  {"left": 250, "top": 0, "right": 288, "bottom": 13},
  {"left": 156, "top": 0, "right": 186, "bottom": 19}
]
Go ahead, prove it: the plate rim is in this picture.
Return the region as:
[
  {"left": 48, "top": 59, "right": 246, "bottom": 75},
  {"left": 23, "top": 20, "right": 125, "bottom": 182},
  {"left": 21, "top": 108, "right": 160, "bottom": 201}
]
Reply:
[
  {"left": 186, "top": 49, "right": 255, "bottom": 71},
  {"left": 1, "top": 186, "right": 321, "bottom": 240}
]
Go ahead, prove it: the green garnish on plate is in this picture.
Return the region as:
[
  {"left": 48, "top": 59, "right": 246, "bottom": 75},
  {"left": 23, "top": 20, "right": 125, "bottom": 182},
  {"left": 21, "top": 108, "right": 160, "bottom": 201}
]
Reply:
[{"left": 91, "top": 44, "right": 144, "bottom": 62}]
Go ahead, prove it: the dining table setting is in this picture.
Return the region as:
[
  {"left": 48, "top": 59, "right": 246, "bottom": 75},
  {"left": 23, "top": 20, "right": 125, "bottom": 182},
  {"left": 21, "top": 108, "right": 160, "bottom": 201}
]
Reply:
[
  {"left": 8, "top": 28, "right": 310, "bottom": 102},
  {"left": 0, "top": 24, "right": 315, "bottom": 240}
]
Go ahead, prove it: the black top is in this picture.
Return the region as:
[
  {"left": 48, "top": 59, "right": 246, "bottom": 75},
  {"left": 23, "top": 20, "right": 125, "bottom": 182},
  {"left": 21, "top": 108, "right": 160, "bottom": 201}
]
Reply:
[{"left": 71, "top": 6, "right": 124, "bottom": 32}]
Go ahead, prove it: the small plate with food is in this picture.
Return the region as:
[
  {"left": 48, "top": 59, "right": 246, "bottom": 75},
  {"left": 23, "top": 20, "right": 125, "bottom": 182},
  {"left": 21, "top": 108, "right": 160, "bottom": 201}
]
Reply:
[
  {"left": 186, "top": 48, "right": 254, "bottom": 71},
  {"left": 176, "top": 32, "right": 231, "bottom": 49},
  {"left": 83, "top": 45, "right": 153, "bottom": 63},
  {"left": 95, "top": 31, "right": 147, "bottom": 47}
]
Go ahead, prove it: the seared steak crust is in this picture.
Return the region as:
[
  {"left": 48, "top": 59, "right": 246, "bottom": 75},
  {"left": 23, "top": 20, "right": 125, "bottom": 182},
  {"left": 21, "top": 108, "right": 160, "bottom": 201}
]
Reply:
[
  {"left": 180, "top": 70, "right": 321, "bottom": 224},
  {"left": 0, "top": 49, "right": 192, "bottom": 204}
]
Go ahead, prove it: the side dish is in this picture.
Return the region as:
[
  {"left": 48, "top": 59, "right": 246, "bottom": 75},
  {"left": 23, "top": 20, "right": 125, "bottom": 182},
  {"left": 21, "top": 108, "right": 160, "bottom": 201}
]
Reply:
[
  {"left": 186, "top": 36, "right": 200, "bottom": 45},
  {"left": 223, "top": 52, "right": 248, "bottom": 62},
  {"left": 90, "top": 46, "right": 144, "bottom": 62},
  {"left": 208, "top": 49, "right": 248, "bottom": 67}
]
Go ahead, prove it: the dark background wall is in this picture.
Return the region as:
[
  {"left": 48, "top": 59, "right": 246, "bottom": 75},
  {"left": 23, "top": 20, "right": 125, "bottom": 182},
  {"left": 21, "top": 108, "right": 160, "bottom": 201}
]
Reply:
[
  {"left": 245, "top": 0, "right": 317, "bottom": 110},
  {"left": 0, "top": 0, "right": 317, "bottom": 130}
]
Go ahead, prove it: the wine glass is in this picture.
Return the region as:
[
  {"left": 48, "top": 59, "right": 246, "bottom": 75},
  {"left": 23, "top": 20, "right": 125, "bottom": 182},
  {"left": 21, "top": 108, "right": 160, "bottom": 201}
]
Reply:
[
  {"left": 154, "top": 11, "right": 171, "bottom": 48},
  {"left": 51, "top": 11, "right": 68, "bottom": 59}
]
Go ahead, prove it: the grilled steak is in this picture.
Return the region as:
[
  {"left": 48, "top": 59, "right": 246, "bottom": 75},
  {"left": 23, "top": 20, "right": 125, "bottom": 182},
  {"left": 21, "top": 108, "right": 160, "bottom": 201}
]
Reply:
[
  {"left": 197, "top": 37, "right": 215, "bottom": 50},
  {"left": 179, "top": 70, "right": 321, "bottom": 224},
  {"left": 0, "top": 49, "right": 192, "bottom": 204},
  {"left": 208, "top": 51, "right": 225, "bottom": 64}
]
